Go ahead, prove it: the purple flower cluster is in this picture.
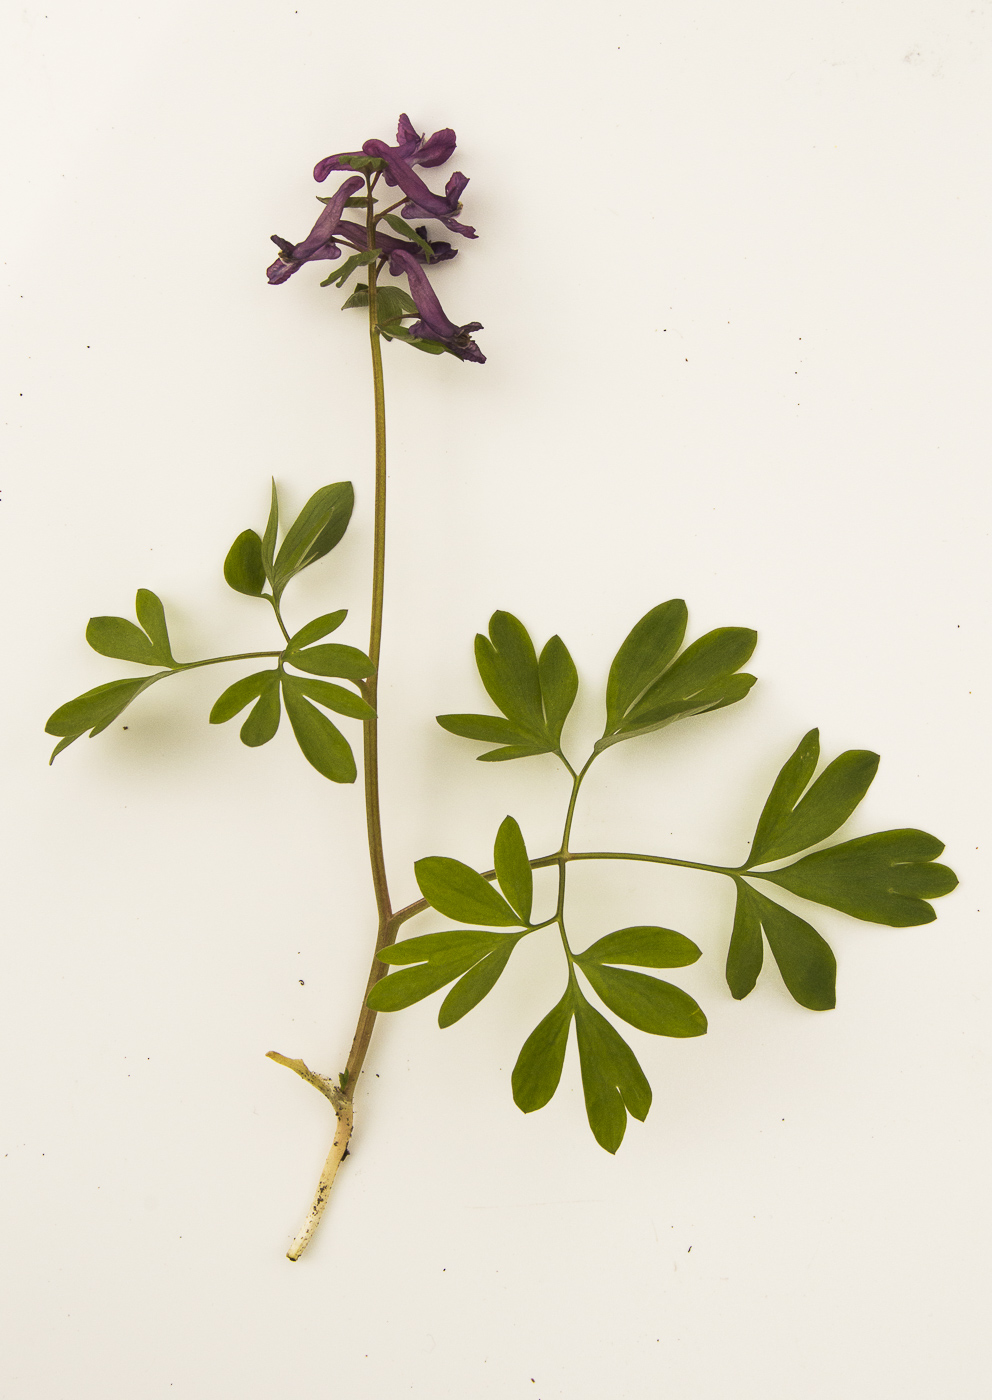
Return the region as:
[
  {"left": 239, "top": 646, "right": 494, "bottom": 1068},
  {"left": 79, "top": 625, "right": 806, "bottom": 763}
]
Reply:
[{"left": 267, "top": 114, "right": 484, "bottom": 364}]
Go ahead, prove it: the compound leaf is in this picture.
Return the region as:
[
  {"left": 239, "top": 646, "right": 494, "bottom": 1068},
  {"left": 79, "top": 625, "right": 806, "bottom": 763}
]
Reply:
[
  {"left": 578, "top": 963, "right": 707, "bottom": 1038},
  {"left": 512, "top": 989, "right": 575, "bottom": 1113},
  {"left": 224, "top": 529, "right": 266, "bottom": 597},
  {"left": 282, "top": 684, "right": 356, "bottom": 782},
  {"left": 577, "top": 926, "right": 701, "bottom": 968},
  {"left": 493, "top": 816, "right": 533, "bottom": 924},
  {"left": 757, "top": 829, "right": 957, "bottom": 927},
  {"left": 414, "top": 856, "right": 521, "bottom": 927}
]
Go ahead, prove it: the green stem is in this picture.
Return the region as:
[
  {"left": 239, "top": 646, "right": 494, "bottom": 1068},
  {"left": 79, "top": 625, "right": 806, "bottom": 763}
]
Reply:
[
  {"left": 173, "top": 650, "right": 284, "bottom": 672},
  {"left": 386, "top": 845, "right": 740, "bottom": 933},
  {"left": 554, "top": 754, "right": 596, "bottom": 960},
  {"left": 342, "top": 178, "right": 393, "bottom": 1094},
  {"left": 567, "top": 851, "right": 740, "bottom": 877},
  {"left": 266, "top": 594, "right": 293, "bottom": 644},
  {"left": 374, "top": 197, "right": 407, "bottom": 222}
]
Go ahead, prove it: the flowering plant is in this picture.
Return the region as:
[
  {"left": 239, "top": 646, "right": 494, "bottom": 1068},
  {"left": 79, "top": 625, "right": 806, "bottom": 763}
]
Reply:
[{"left": 46, "top": 115, "right": 957, "bottom": 1260}]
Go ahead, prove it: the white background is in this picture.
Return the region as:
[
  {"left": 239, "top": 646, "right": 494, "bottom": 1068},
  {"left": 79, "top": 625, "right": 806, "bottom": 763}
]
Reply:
[{"left": 2, "top": 2, "right": 990, "bottom": 1396}]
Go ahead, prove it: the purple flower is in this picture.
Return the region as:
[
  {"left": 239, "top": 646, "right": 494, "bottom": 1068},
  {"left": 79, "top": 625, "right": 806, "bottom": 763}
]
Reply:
[
  {"left": 314, "top": 113, "right": 456, "bottom": 185},
  {"left": 361, "top": 143, "right": 477, "bottom": 240},
  {"left": 266, "top": 175, "right": 364, "bottom": 285},
  {"left": 387, "top": 249, "right": 485, "bottom": 363}
]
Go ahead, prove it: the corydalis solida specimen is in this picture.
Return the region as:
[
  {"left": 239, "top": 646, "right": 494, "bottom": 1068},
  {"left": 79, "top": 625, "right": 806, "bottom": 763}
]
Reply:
[{"left": 47, "top": 114, "right": 957, "bottom": 1260}]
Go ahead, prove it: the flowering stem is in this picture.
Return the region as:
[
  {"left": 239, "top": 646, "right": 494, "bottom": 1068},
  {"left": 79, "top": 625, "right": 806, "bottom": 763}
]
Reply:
[
  {"left": 279, "top": 176, "right": 401, "bottom": 1259},
  {"left": 342, "top": 176, "right": 396, "bottom": 1090}
]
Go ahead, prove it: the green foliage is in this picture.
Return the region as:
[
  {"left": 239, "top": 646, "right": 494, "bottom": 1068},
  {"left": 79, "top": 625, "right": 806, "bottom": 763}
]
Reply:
[
  {"left": 748, "top": 730, "right": 880, "bottom": 865},
  {"left": 282, "top": 682, "right": 357, "bottom": 783},
  {"left": 320, "top": 249, "right": 377, "bottom": 289},
  {"left": 227, "top": 481, "right": 355, "bottom": 605},
  {"left": 574, "top": 994, "right": 652, "bottom": 1153},
  {"left": 286, "top": 643, "right": 374, "bottom": 680},
  {"left": 438, "top": 942, "right": 517, "bottom": 1027},
  {"left": 341, "top": 282, "right": 370, "bottom": 309},
  {"left": 493, "top": 816, "right": 533, "bottom": 924},
  {"left": 261, "top": 480, "right": 279, "bottom": 583},
  {"left": 725, "top": 881, "right": 764, "bottom": 1000},
  {"left": 284, "top": 675, "right": 375, "bottom": 722},
  {"left": 212, "top": 660, "right": 370, "bottom": 776},
  {"left": 512, "top": 944, "right": 701, "bottom": 1150},
  {"left": 576, "top": 963, "right": 707, "bottom": 1038},
  {"left": 369, "top": 928, "right": 521, "bottom": 1025},
  {"left": 757, "top": 829, "right": 957, "bottom": 927},
  {"left": 604, "top": 599, "right": 687, "bottom": 731},
  {"left": 414, "top": 855, "right": 522, "bottom": 927},
  {"left": 135, "top": 590, "right": 174, "bottom": 661},
  {"left": 381, "top": 214, "right": 435, "bottom": 260},
  {"left": 511, "top": 990, "right": 574, "bottom": 1113},
  {"left": 437, "top": 612, "right": 578, "bottom": 761},
  {"left": 240, "top": 676, "right": 282, "bottom": 747},
  {"left": 48, "top": 453, "right": 960, "bottom": 1171},
  {"left": 598, "top": 601, "right": 756, "bottom": 751},
  {"left": 379, "top": 324, "right": 447, "bottom": 355},
  {"left": 729, "top": 882, "right": 837, "bottom": 1010},
  {"left": 335, "top": 153, "right": 385, "bottom": 173},
  {"left": 272, "top": 482, "right": 354, "bottom": 597},
  {"left": 209, "top": 670, "right": 278, "bottom": 724},
  {"left": 86, "top": 589, "right": 176, "bottom": 668},
  {"left": 375, "top": 284, "right": 419, "bottom": 326},
  {"left": 576, "top": 926, "right": 701, "bottom": 968},
  {"left": 727, "top": 880, "right": 837, "bottom": 1009},
  {"left": 513, "top": 983, "right": 655, "bottom": 1153},
  {"left": 224, "top": 530, "right": 266, "bottom": 597},
  {"left": 574, "top": 930, "right": 706, "bottom": 1040},
  {"left": 538, "top": 635, "right": 579, "bottom": 747},
  {"left": 45, "top": 672, "right": 170, "bottom": 761},
  {"left": 285, "top": 611, "right": 348, "bottom": 650}
]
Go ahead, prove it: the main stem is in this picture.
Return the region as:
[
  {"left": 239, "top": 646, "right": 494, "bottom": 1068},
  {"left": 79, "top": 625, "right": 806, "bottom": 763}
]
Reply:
[
  {"left": 344, "top": 183, "right": 395, "bottom": 1090},
  {"left": 280, "top": 183, "right": 395, "bottom": 1259}
]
